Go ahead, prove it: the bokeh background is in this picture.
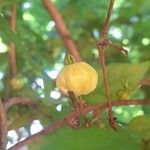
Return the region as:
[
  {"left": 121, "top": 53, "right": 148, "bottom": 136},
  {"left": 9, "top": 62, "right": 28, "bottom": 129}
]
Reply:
[{"left": 0, "top": 0, "right": 150, "bottom": 149}]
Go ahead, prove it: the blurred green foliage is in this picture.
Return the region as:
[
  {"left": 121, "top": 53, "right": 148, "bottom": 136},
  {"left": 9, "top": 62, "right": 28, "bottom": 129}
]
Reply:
[{"left": 0, "top": 0, "right": 150, "bottom": 149}]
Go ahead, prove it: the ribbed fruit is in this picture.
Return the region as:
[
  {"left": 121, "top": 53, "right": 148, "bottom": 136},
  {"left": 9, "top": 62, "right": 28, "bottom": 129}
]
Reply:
[{"left": 56, "top": 62, "right": 98, "bottom": 96}]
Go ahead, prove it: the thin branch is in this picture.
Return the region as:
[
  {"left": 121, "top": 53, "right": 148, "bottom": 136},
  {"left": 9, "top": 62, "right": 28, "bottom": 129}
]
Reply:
[
  {"left": 3, "top": 97, "right": 52, "bottom": 120},
  {"left": 102, "top": 0, "right": 115, "bottom": 36},
  {"left": 83, "top": 99, "right": 150, "bottom": 114},
  {"left": 0, "top": 99, "right": 8, "bottom": 150},
  {"left": 110, "top": 99, "right": 150, "bottom": 107},
  {"left": 3, "top": 97, "right": 34, "bottom": 111},
  {"left": 109, "top": 42, "right": 128, "bottom": 54},
  {"left": 8, "top": 5, "right": 17, "bottom": 77},
  {"left": 98, "top": 46, "right": 115, "bottom": 127},
  {"left": 42, "top": 0, "right": 81, "bottom": 61},
  {"left": 139, "top": 79, "right": 150, "bottom": 87},
  {"left": 7, "top": 98, "right": 150, "bottom": 150},
  {"left": 8, "top": 118, "right": 66, "bottom": 150},
  {"left": 98, "top": 0, "right": 116, "bottom": 129}
]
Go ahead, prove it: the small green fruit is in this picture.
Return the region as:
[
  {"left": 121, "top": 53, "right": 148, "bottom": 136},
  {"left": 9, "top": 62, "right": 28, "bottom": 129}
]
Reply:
[{"left": 10, "top": 75, "right": 28, "bottom": 90}]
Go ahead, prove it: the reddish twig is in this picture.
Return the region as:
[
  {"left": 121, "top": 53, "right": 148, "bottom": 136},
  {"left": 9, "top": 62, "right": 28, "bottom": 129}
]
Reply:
[
  {"left": 102, "top": 0, "right": 115, "bottom": 36},
  {"left": 139, "top": 78, "right": 150, "bottom": 87},
  {"left": 8, "top": 5, "right": 17, "bottom": 77},
  {"left": 3, "top": 97, "right": 52, "bottom": 120},
  {"left": 42, "top": 0, "right": 81, "bottom": 61},
  {"left": 98, "top": 0, "right": 116, "bottom": 129},
  {"left": 109, "top": 42, "right": 128, "bottom": 54},
  {"left": 0, "top": 99, "right": 8, "bottom": 150},
  {"left": 3, "top": 97, "right": 34, "bottom": 111},
  {"left": 8, "top": 118, "right": 66, "bottom": 150},
  {"left": 98, "top": 45, "right": 115, "bottom": 127},
  {"left": 83, "top": 99, "right": 150, "bottom": 114}
]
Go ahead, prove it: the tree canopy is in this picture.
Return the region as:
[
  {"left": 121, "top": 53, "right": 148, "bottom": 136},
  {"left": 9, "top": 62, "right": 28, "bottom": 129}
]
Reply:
[{"left": 0, "top": 0, "right": 150, "bottom": 150}]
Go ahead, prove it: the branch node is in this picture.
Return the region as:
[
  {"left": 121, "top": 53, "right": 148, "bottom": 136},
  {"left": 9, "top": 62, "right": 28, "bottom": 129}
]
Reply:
[
  {"left": 97, "top": 37, "right": 109, "bottom": 49},
  {"left": 109, "top": 42, "right": 128, "bottom": 55}
]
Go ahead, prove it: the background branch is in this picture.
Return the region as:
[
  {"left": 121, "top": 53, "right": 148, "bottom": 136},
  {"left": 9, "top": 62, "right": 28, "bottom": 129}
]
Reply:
[
  {"left": 0, "top": 99, "right": 8, "bottom": 150},
  {"left": 3, "top": 97, "right": 52, "bottom": 120},
  {"left": 3, "top": 97, "right": 34, "bottom": 111},
  {"left": 42, "top": 0, "right": 81, "bottom": 61},
  {"left": 8, "top": 5, "right": 17, "bottom": 77}
]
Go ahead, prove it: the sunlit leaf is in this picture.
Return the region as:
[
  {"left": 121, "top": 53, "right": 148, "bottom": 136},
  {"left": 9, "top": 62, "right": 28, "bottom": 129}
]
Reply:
[
  {"left": 127, "top": 115, "right": 150, "bottom": 140},
  {"left": 85, "top": 61, "right": 149, "bottom": 104}
]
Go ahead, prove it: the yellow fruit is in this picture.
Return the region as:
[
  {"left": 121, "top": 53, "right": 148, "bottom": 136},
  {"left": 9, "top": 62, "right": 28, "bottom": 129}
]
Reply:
[{"left": 56, "top": 62, "right": 98, "bottom": 96}]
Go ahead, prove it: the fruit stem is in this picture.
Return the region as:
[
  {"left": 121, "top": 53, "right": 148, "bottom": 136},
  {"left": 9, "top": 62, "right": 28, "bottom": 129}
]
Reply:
[
  {"left": 68, "top": 91, "right": 79, "bottom": 115},
  {"left": 64, "top": 53, "right": 76, "bottom": 65},
  {"left": 78, "top": 96, "right": 83, "bottom": 101}
]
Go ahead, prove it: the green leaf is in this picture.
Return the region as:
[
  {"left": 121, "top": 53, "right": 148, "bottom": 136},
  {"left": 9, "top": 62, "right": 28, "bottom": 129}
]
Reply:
[
  {"left": 127, "top": 115, "right": 150, "bottom": 140},
  {"left": 29, "top": 126, "right": 139, "bottom": 150},
  {"left": 107, "top": 62, "right": 150, "bottom": 95},
  {"left": 85, "top": 61, "right": 149, "bottom": 104},
  {"left": 9, "top": 112, "right": 37, "bottom": 130}
]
